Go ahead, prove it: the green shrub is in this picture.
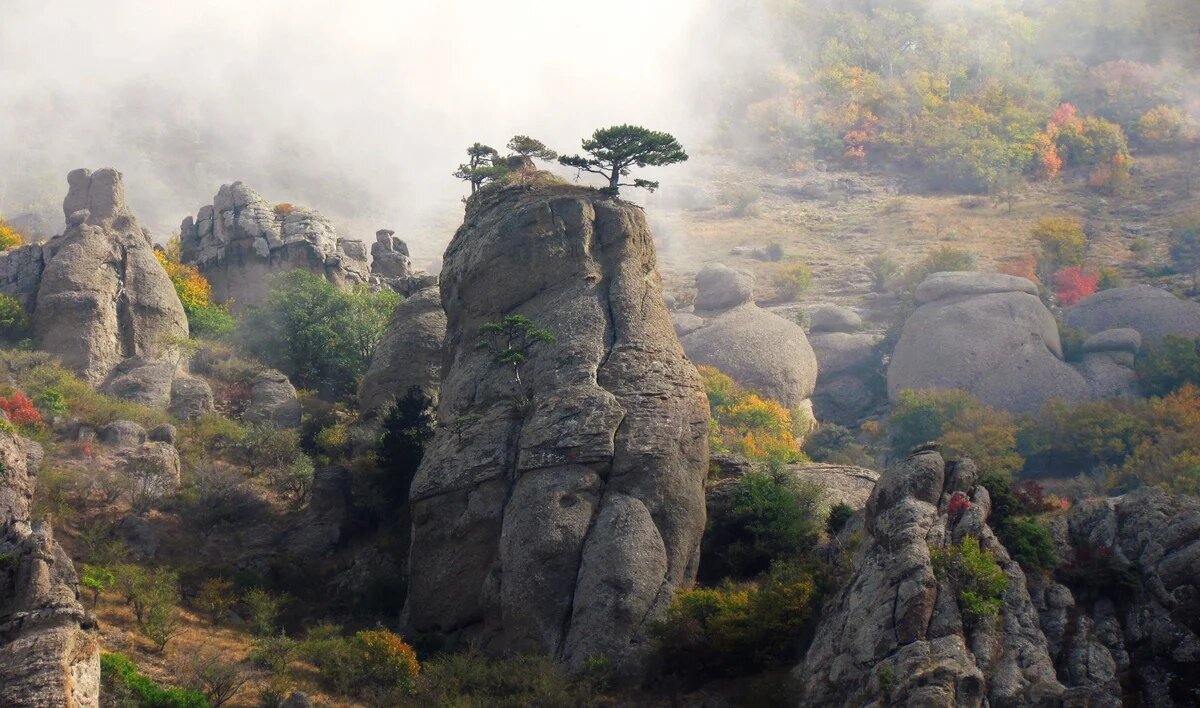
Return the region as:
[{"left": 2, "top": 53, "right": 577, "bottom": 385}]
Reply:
[
  {"left": 1018, "top": 399, "right": 1148, "bottom": 475},
  {"left": 0, "top": 294, "right": 31, "bottom": 343},
  {"left": 931, "top": 536, "right": 1008, "bottom": 625},
  {"left": 414, "top": 652, "right": 603, "bottom": 707},
  {"left": 900, "top": 247, "right": 975, "bottom": 294},
  {"left": 867, "top": 253, "right": 900, "bottom": 292},
  {"left": 1136, "top": 335, "right": 1200, "bottom": 397},
  {"left": 996, "top": 516, "right": 1057, "bottom": 571},
  {"left": 243, "top": 588, "right": 285, "bottom": 637},
  {"left": 701, "top": 466, "right": 823, "bottom": 582},
  {"left": 803, "top": 423, "right": 872, "bottom": 466},
  {"left": 101, "top": 652, "right": 210, "bottom": 708},
  {"left": 247, "top": 634, "right": 298, "bottom": 674},
  {"left": 825, "top": 503, "right": 854, "bottom": 535},
  {"left": 652, "top": 563, "right": 819, "bottom": 678},
  {"left": 890, "top": 389, "right": 1023, "bottom": 477},
  {"left": 774, "top": 264, "right": 812, "bottom": 301},
  {"left": 1031, "top": 218, "right": 1087, "bottom": 271},
  {"left": 296, "top": 626, "right": 419, "bottom": 698}
]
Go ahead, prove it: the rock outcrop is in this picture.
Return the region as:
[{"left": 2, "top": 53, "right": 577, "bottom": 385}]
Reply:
[
  {"left": 34, "top": 169, "right": 188, "bottom": 388},
  {"left": 809, "top": 326, "right": 881, "bottom": 425},
  {"left": 680, "top": 264, "right": 819, "bottom": 411},
  {"left": 888, "top": 272, "right": 1090, "bottom": 412},
  {"left": 370, "top": 229, "right": 412, "bottom": 278},
  {"left": 404, "top": 184, "right": 709, "bottom": 675},
  {"left": 797, "top": 451, "right": 1065, "bottom": 706},
  {"left": 358, "top": 286, "right": 446, "bottom": 415},
  {"left": 707, "top": 458, "right": 879, "bottom": 511},
  {"left": 244, "top": 370, "right": 301, "bottom": 429},
  {"left": 0, "top": 431, "right": 99, "bottom": 707},
  {"left": 1067, "top": 285, "right": 1200, "bottom": 345},
  {"left": 179, "top": 183, "right": 370, "bottom": 311},
  {"left": 0, "top": 243, "right": 47, "bottom": 312}
]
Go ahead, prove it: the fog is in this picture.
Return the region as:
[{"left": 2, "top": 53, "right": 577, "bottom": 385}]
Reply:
[{"left": 0, "top": 0, "right": 707, "bottom": 258}]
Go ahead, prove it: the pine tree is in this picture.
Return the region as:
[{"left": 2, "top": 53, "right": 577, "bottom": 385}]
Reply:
[{"left": 558, "top": 124, "right": 687, "bottom": 195}]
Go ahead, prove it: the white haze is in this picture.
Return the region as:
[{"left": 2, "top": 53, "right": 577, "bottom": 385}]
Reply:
[{"left": 0, "top": 0, "right": 706, "bottom": 260}]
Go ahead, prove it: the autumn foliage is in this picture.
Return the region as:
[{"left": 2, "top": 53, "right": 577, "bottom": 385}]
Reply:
[
  {"left": 154, "top": 247, "right": 234, "bottom": 337},
  {"left": 700, "top": 366, "right": 801, "bottom": 463},
  {"left": 1053, "top": 266, "right": 1100, "bottom": 306},
  {"left": 0, "top": 219, "right": 24, "bottom": 251},
  {"left": 0, "top": 390, "right": 43, "bottom": 428}
]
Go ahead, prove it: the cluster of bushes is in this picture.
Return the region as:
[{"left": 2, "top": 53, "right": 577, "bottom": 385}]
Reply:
[
  {"left": 101, "top": 653, "right": 210, "bottom": 708},
  {"left": 891, "top": 383, "right": 1200, "bottom": 498},
  {"left": 239, "top": 270, "right": 400, "bottom": 399},
  {"left": 154, "top": 245, "right": 235, "bottom": 338},
  {"left": 700, "top": 366, "right": 802, "bottom": 463},
  {"left": 0, "top": 218, "right": 24, "bottom": 251},
  {"left": 931, "top": 536, "right": 1008, "bottom": 625}
]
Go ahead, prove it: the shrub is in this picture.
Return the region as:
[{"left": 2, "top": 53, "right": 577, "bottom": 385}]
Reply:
[
  {"left": 931, "top": 535, "right": 1007, "bottom": 625},
  {"left": 1031, "top": 218, "right": 1086, "bottom": 271},
  {"left": 195, "top": 577, "right": 236, "bottom": 626},
  {"left": 154, "top": 249, "right": 235, "bottom": 339},
  {"left": 890, "top": 389, "right": 1023, "bottom": 477},
  {"left": 802, "top": 423, "right": 853, "bottom": 462},
  {"left": 1018, "top": 398, "right": 1148, "bottom": 475},
  {"left": 414, "top": 652, "right": 600, "bottom": 707},
  {"left": 1115, "top": 385, "right": 1200, "bottom": 496},
  {"left": 1097, "top": 266, "right": 1124, "bottom": 290},
  {"left": 185, "top": 652, "right": 248, "bottom": 708},
  {"left": 866, "top": 253, "right": 900, "bottom": 292},
  {"left": 1137, "top": 105, "right": 1197, "bottom": 150},
  {"left": 0, "top": 219, "right": 24, "bottom": 251},
  {"left": 720, "top": 184, "right": 763, "bottom": 217},
  {"left": 243, "top": 588, "right": 285, "bottom": 637},
  {"left": 977, "top": 473, "right": 1058, "bottom": 571},
  {"left": 763, "top": 242, "right": 785, "bottom": 261},
  {"left": 177, "top": 466, "right": 269, "bottom": 531},
  {"left": 1052, "top": 266, "right": 1099, "bottom": 306},
  {"left": 81, "top": 564, "right": 115, "bottom": 607},
  {"left": 0, "top": 294, "right": 31, "bottom": 342},
  {"left": 297, "top": 626, "right": 419, "bottom": 698},
  {"left": 101, "top": 652, "right": 210, "bottom": 708},
  {"left": 653, "top": 563, "right": 819, "bottom": 678},
  {"left": 1136, "top": 335, "right": 1200, "bottom": 397},
  {"left": 774, "top": 264, "right": 812, "bottom": 301},
  {"left": 701, "top": 466, "right": 823, "bottom": 582},
  {"left": 33, "top": 388, "right": 67, "bottom": 419},
  {"left": 700, "top": 366, "right": 801, "bottom": 463},
  {"left": 825, "top": 503, "right": 854, "bottom": 535},
  {"left": 0, "top": 390, "right": 42, "bottom": 428},
  {"left": 901, "top": 247, "right": 976, "bottom": 293},
  {"left": 247, "top": 634, "right": 297, "bottom": 674},
  {"left": 997, "top": 255, "right": 1039, "bottom": 284}
]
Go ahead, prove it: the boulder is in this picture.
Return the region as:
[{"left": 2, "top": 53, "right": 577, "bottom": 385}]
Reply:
[
  {"left": 796, "top": 452, "right": 1065, "bottom": 706},
  {"left": 405, "top": 184, "right": 709, "bottom": 676},
  {"left": 179, "top": 182, "right": 370, "bottom": 311},
  {"left": 670, "top": 311, "right": 705, "bottom": 337},
  {"left": 97, "top": 420, "right": 147, "bottom": 448},
  {"left": 33, "top": 169, "right": 188, "bottom": 387},
  {"left": 694, "top": 263, "right": 754, "bottom": 311},
  {"left": 707, "top": 460, "right": 878, "bottom": 511},
  {"left": 0, "top": 430, "right": 100, "bottom": 707},
  {"left": 888, "top": 272, "right": 1089, "bottom": 412},
  {"left": 681, "top": 303, "right": 818, "bottom": 409},
  {"left": 118, "top": 442, "right": 182, "bottom": 504},
  {"left": 116, "top": 514, "right": 160, "bottom": 560},
  {"left": 809, "top": 331, "right": 880, "bottom": 424},
  {"left": 244, "top": 371, "right": 300, "bottom": 429},
  {"left": 101, "top": 356, "right": 177, "bottom": 406},
  {"left": 370, "top": 229, "right": 412, "bottom": 278},
  {"left": 169, "top": 374, "right": 215, "bottom": 421},
  {"left": 1082, "top": 328, "right": 1141, "bottom": 356},
  {"left": 147, "top": 423, "right": 177, "bottom": 445},
  {"left": 358, "top": 286, "right": 446, "bottom": 415},
  {"left": 810, "top": 304, "right": 862, "bottom": 333},
  {"left": 1066, "top": 285, "right": 1200, "bottom": 345}
]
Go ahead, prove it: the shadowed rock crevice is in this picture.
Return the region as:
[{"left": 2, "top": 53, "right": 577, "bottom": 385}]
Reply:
[{"left": 404, "top": 183, "right": 708, "bottom": 675}]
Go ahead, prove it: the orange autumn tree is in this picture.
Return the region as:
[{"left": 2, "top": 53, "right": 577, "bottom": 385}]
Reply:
[
  {"left": 154, "top": 241, "right": 235, "bottom": 338},
  {"left": 699, "top": 365, "right": 802, "bottom": 463}
]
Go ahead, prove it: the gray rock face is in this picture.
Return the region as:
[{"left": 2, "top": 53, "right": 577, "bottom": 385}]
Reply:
[
  {"left": 888, "top": 272, "right": 1090, "bottom": 412},
  {"left": 708, "top": 460, "right": 879, "bottom": 511},
  {"left": 101, "top": 356, "right": 177, "bottom": 407},
  {"left": 694, "top": 263, "right": 754, "bottom": 312},
  {"left": 358, "top": 286, "right": 446, "bottom": 415},
  {"left": 169, "top": 374, "right": 215, "bottom": 421},
  {"left": 810, "top": 304, "right": 862, "bottom": 333},
  {"left": 147, "top": 423, "right": 177, "bottom": 445},
  {"left": 118, "top": 442, "right": 182, "bottom": 503},
  {"left": 0, "top": 431, "right": 100, "bottom": 707},
  {"left": 34, "top": 169, "right": 188, "bottom": 387},
  {"left": 0, "top": 243, "right": 46, "bottom": 312},
  {"left": 797, "top": 452, "right": 1065, "bottom": 707},
  {"left": 1032, "top": 489, "right": 1200, "bottom": 706},
  {"left": 1066, "top": 285, "right": 1200, "bottom": 345},
  {"left": 179, "top": 182, "right": 370, "bottom": 311},
  {"left": 286, "top": 466, "right": 350, "bottom": 557},
  {"left": 810, "top": 331, "right": 880, "bottom": 424},
  {"left": 682, "top": 302, "right": 819, "bottom": 409},
  {"left": 244, "top": 370, "right": 301, "bottom": 429},
  {"left": 405, "top": 185, "right": 709, "bottom": 675},
  {"left": 670, "top": 311, "right": 705, "bottom": 337}
]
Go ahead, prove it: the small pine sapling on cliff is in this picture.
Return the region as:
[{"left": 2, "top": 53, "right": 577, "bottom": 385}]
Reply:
[
  {"left": 476, "top": 315, "right": 556, "bottom": 390},
  {"left": 506, "top": 135, "right": 558, "bottom": 162},
  {"left": 453, "top": 142, "right": 505, "bottom": 194},
  {"left": 558, "top": 124, "right": 688, "bottom": 196}
]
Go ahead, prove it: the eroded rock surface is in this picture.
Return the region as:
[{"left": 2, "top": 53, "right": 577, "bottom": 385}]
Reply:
[
  {"left": 404, "top": 184, "right": 709, "bottom": 675},
  {"left": 0, "top": 432, "right": 99, "bottom": 707},
  {"left": 1067, "top": 285, "right": 1200, "bottom": 345},
  {"left": 34, "top": 169, "right": 188, "bottom": 388},
  {"left": 358, "top": 286, "right": 446, "bottom": 415},
  {"left": 180, "top": 183, "right": 370, "bottom": 311}
]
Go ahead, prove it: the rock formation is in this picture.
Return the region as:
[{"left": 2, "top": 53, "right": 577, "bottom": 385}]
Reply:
[
  {"left": 0, "top": 431, "right": 99, "bottom": 707},
  {"left": 1066, "top": 284, "right": 1200, "bottom": 346},
  {"left": 179, "top": 183, "right": 370, "bottom": 311},
  {"left": 707, "top": 457, "right": 879, "bottom": 511},
  {"left": 888, "top": 272, "right": 1090, "bottom": 412},
  {"left": 680, "top": 264, "right": 819, "bottom": 413},
  {"left": 370, "top": 229, "right": 412, "bottom": 278},
  {"left": 797, "top": 450, "right": 1065, "bottom": 706},
  {"left": 404, "top": 184, "right": 709, "bottom": 675},
  {"left": 809, "top": 305, "right": 880, "bottom": 424},
  {"left": 358, "top": 286, "right": 446, "bottom": 415},
  {"left": 33, "top": 169, "right": 188, "bottom": 391},
  {"left": 244, "top": 370, "right": 301, "bottom": 429}
]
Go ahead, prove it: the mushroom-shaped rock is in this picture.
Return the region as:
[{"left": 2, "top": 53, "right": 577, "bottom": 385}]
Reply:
[
  {"left": 694, "top": 263, "right": 754, "bottom": 311},
  {"left": 34, "top": 169, "right": 188, "bottom": 387},
  {"left": 888, "top": 272, "right": 1089, "bottom": 412},
  {"left": 404, "top": 184, "right": 709, "bottom": 676},
  {"left": 1066, "top": 285, "right": 1200, "bottom": 345},
  {"left": 358, "top": 286, "right": 446, "bottom": 415}
]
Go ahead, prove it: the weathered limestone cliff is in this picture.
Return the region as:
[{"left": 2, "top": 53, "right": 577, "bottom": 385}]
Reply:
[
  {"left": 0, "top": 432, "right": 99, "bottom": 707},
  {"left": 404, "top": 184, "right": 709, "bottom": 675}
]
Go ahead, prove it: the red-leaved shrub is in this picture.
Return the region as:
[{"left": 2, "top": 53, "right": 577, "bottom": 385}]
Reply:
[
  {"left": 1054, "top": 266, "right": 1100, "bottom": 306},
  {"left": 0, "top": 391, "right": 43, "bottom": 427},
  {"left": 948, "top": 491, "right": 972, "bottom": 519}
]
